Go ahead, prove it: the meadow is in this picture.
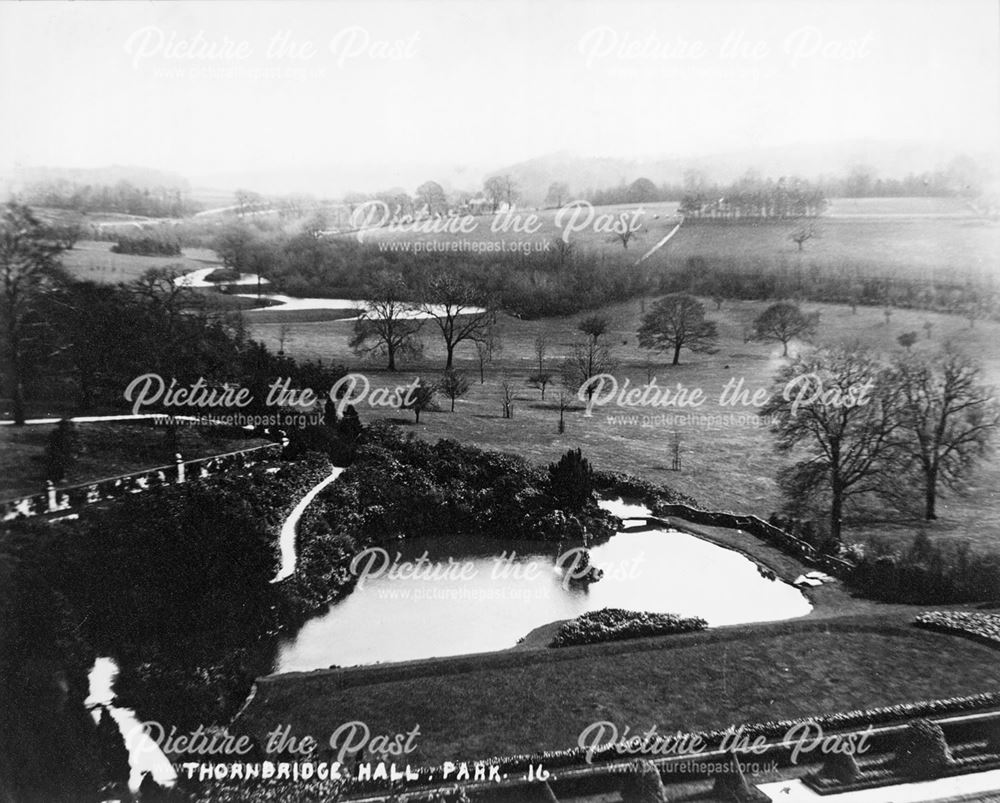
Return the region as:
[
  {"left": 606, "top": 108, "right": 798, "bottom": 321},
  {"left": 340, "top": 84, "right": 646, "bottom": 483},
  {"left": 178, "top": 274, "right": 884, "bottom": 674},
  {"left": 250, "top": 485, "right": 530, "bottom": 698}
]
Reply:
[
  {"left": 345, "top": 197, "right": 1000, "bottom": 284},
  {"left": 247, "top": 295, "right": 1000, "bottom": 555},
  {"left": 59, "top": 239, "right": 218, "bottom": 283}
]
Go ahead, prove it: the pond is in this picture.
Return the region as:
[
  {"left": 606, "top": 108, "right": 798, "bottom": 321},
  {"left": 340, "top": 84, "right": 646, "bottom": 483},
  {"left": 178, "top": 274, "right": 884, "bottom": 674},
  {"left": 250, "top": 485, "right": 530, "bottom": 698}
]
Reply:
[{"left": 273, "top": 499, "right": 811, "bottom": 671}]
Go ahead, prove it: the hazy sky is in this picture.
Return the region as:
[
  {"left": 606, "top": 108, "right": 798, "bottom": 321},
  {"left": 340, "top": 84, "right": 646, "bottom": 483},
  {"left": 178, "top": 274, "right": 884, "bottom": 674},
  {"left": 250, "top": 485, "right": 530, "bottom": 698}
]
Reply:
[{"left": 1, "top": 0, "right": 998, "bottom": 191}]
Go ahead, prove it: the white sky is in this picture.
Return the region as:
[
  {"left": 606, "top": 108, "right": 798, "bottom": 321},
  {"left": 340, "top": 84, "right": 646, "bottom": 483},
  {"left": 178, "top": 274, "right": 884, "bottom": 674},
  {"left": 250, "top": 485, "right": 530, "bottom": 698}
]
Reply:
[{"left": 1, "top": 0, "right": 997, "bottom": 189}]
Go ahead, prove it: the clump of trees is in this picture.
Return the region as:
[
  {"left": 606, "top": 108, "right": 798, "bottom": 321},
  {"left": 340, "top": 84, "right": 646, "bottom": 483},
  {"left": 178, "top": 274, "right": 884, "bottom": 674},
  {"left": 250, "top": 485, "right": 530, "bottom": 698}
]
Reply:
[
  {"left": 1, "top": 208, "right": 341, "bottom": 422},
  {"left": 679, "top": 176, "right": 827, "bottom": 220},
  {"left": 110, "top": 234, "right": 181, "bottom": 256},
  {"left": 1, "top": 203, "right": 66, "bottom": 424},
  {"left": 763, "top": 344, "right": 1000, "bottom": 546},
  {"left": 658, "top": 256, "right": 997, "bottom": 324}
]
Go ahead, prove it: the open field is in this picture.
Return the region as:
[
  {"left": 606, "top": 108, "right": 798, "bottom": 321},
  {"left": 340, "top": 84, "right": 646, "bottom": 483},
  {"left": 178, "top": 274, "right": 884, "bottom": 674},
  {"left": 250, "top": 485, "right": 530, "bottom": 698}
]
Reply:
[
  {"left": 344, "top": 197, "right": 1000, "bottom": 282},
  {"left": 662, "top": 216, "right": 1000, "bottom": 283},
  {"left": 59, "top": 239, "right": 219, "bottom": 284},
  {"left": 249, "top": 299, "right": 1000, "bottom": 554},
  {"left": 825, "top": 196, "right": 976, "bottom": 216},
  {"left": 240, "top": 616, "right": 1000, "bottom": 765},
  {"left": 343, "top": 201, "right": 682, "bottom": 257}
]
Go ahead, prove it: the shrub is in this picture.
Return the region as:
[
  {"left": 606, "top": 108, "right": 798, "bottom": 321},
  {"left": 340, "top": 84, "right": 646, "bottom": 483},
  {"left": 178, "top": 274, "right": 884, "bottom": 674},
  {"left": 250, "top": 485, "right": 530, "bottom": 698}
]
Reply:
[
  {"left": 204, "top": 267, "right": 241, "bottom": 283},
  {"left": 894, "top": 719, "right": 953, "bottom": 779},
  {"left": 849, "top": 532, "right": 1000, "bottom": 603},
  {"left": 549, "top": 448, "right": 594, "bottom": 512},
  {"left": 550, "top": 608, "right": 707, "bottom": 648},
  {"left": 913, "top": 611, "right": 1000, "bottom": 647},
  {"left": 620, "top": 760, "right": 668, "bottom": 802},
  {"left": 712, "top": 751, "right": 769, "bottom": 802},
  {"left": 817, "top": 750, "right": 862, "bottom": 784},
  {"left": 110, "top": 235, "right": 181, "bottom": 256},
  {"left": 44, "top": 418, "right": 79, "bottom": 481}
]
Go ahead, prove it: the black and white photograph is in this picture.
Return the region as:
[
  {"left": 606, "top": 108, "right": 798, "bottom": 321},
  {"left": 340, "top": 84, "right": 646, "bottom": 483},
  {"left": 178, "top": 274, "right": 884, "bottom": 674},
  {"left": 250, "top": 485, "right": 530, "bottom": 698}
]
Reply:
[{"left": 2, "top": 1, "right": 1000, "bottom": 801}]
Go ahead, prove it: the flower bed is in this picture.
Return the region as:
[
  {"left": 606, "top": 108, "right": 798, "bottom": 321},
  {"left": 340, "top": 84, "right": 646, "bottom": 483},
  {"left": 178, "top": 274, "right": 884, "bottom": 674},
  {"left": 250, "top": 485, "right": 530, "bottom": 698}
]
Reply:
[
  {"left": 913, "top": 611, "right": 1000, "bottom": 647},
  {"left": 549, "top": 608, "right": 707, "bottom": 648}
]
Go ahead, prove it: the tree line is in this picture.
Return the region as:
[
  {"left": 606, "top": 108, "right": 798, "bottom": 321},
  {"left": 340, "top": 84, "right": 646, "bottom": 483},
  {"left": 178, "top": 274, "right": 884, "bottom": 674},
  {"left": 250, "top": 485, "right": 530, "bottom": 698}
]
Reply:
[
  {"left": 663, "top": 256, "right": 998, "bottom": 324},
  {"left": 211, "top": 220, "right": 651, "bottom": 318},
  {"left": 15, "top": 178, "right": 200, "bottom": 218}
]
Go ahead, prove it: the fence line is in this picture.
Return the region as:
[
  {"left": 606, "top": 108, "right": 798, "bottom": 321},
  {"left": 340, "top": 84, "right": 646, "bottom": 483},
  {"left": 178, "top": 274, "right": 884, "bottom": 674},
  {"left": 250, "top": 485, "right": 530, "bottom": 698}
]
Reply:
[{"left": 1, "top": 442, "right": 284, "bottom": 523}]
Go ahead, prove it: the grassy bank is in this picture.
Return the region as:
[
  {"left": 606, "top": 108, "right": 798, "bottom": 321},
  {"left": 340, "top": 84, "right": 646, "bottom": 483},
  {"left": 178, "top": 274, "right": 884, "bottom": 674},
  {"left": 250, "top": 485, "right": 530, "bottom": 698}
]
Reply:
[{"left": 238, "top": 616, "right": 1000, "bottom": 766}]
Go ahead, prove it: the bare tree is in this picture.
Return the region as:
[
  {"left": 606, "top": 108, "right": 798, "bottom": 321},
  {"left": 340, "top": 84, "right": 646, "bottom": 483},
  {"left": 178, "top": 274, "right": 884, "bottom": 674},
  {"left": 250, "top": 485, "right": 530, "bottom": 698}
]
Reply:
[
  {"left": 577, "top": 314, "right": 610, "bottom": 343},
  {"left": 473, "top": 320, "right": 502, "bottom": 384},
  {"left": 533, "top": 333, "right": 549, "bottom": 374},
  {"left": 611, "top": 210, "right": 642, "bottom": 250},
  {"left": 420, "top": 273, "right": 496, "bottom": 370},
  {"left": 350, "top": 273, "right": 422, "bottom": 371},
  {"left": 439, "top": 368, "right": 470, "bottom": 412},
  {"left": 762, "top": 347, "right": 901, "bottom": 543},
  {"left": 562, "top": 337, "right": 615, "bottom": 402},
  {"left": 555, "top": 387, "right": 572, "bottom": 433},
  {"left": 527, "top": 371, "right": 553, "bottom": 399},
  {"left": 892, "top": 348, "right": 1000, "bottom": 520},
  {"left": 544, "top": 181, "right": 570, "bottom": 208},
  {"left": 500, "top": 371, "right": 516, "bottom": 419},
  {"left": 643, "top": 352, "right": 658, "bottom": 384},
  {"left": 637, "top": 294, "right": 718, "bottom": 366},
  {"left": 131, "top": 266, "right": 195, "bottom": 376},
  {"left": 789, "top": 222, "right": 818, "bottom": 252},
  {"left": 277, "top": 323, "right": 291, "bottom": 355},
  {"left": 750, "top": 302, "right": 820, "bottom": 357}
]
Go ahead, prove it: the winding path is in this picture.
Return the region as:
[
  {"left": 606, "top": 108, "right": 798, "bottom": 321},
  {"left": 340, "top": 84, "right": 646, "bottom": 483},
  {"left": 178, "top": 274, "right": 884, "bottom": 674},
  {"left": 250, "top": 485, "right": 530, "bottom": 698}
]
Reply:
[
  {"left": 271, "top": 467, "right": 345, "bottom": 583},
  {"left": 637, "top": 218, "right": 683, "bottom": 263}
]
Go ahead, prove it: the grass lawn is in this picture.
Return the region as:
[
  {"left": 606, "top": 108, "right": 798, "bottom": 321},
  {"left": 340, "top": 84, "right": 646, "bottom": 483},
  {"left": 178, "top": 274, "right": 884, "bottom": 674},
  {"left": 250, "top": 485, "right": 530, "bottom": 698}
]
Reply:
[
  {"left": 247, "top": 298, "right": 1000, "bottom": 555},
  {"left": 239, "top": 618, "right": 1000, "bottom": 765},
  {"left": 0, "top": 422, "right": 269, "bottom": 499}
]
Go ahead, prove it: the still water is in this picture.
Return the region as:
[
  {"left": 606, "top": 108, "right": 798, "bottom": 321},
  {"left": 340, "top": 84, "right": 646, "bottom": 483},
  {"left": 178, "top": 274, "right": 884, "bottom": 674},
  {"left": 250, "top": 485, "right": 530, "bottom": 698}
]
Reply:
[{"left": 274, "top": 500, "right": 811, "bottom": 671}]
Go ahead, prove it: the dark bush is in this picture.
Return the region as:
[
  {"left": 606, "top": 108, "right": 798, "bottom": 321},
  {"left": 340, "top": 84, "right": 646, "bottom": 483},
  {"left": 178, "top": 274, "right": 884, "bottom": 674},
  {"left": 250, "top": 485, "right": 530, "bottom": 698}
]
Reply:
[
  {"left": 712, "top": 751, "right": 769, "bottom": 802},
  {"left": 549, "top": 448, "right": 595, "bottom": 512},
  {"left": 817, "top": 750, "right": 862, "bottom": 784},
  {"left": 203, "top": 267, "right": 241, "bottom": 282},
  {"left": 620, "top": 760, "right": 668, "bottom": 802},
  {"left": 550, "top": 608, "right": 707, "bottom": 648},
  {"left": 110, "top": 235, "right": 181, "bottom": 256},
  {"left": 849, "top": 533, "right": 1000, "bottom": 603},
  {"left": 894, "top": 719, "right": 953, "bottom": 779},
  {"left": 45, "top": 419, "right": 79, "bottom": 481}
]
